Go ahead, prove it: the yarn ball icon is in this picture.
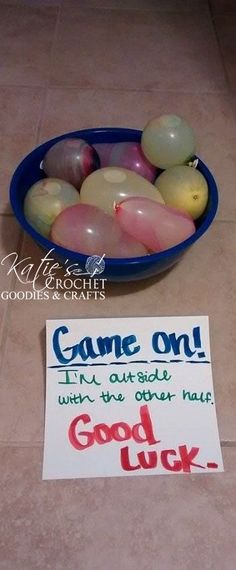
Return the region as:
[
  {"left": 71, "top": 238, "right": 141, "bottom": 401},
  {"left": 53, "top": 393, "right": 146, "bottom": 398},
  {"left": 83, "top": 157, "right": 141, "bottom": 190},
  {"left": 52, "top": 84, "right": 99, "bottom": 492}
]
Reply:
[{"left": 85, "top": 255, "right": 105, "bottom": 277}]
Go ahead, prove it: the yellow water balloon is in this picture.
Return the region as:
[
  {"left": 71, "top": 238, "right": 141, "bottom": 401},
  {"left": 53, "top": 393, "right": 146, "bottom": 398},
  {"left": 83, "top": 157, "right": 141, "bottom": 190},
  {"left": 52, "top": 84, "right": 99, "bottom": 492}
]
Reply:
[
  {"left": 80, "top": 167, "right": 164, "bottom": 215},
  {"left": 24, "top": 178, "right": 80, "bottom": 237},
  {"left": 155, "top": 165, "right": 208, "bottom": 220}
]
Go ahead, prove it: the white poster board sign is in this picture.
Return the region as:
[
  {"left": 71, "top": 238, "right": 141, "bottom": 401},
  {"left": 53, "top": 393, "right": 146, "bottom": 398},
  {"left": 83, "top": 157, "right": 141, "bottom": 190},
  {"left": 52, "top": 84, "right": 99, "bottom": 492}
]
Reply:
[{"left": 43, "top": 316, "right": 223, "bottom": 480}]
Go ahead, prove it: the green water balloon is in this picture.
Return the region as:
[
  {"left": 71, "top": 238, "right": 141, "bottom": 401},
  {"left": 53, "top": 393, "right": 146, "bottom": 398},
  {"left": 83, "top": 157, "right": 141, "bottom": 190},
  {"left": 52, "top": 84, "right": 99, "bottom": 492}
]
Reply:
[{"left": 141, "top": 115, "right": 196, "bottom": 169}]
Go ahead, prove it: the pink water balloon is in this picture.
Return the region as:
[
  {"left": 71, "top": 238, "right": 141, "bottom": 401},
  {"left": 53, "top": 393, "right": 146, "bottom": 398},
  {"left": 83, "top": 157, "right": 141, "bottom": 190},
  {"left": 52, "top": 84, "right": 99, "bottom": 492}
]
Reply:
[
  {"left": 51, "top": 203, "right": 148, "bottom": 258},
  {"left": 115, "top": 197, "right": 196, "bottom": 252},
  {"left": 94, "top": 142, "right": 157, "bottom": 182},
  {"left": 43, "top": 138, "right": 100, "bottom": 190},
  {"left": 93, "top": 143, "right": 114, "bottom": 168}
]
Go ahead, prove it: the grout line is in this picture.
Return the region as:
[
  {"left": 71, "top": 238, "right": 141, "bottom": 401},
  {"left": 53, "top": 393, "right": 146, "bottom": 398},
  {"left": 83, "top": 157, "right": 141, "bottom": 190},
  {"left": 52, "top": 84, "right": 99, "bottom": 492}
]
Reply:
[
  {"left": 34, "top": 87, "right": 48, "bottom": 146},
  {"left": 45, "top": 85, "right": 230, "bottom": 95},
  {"left": 0, "top": 228, "right": 24, "bottom": 379},
  {"left": 214, "top": 219, "right": 236, "bottom": 224},
  {"left": 208, "top": 0, "right": 232, "bottom": 93},
  {"left": 44, "top": 0, "right": 63, "bottom": 111},
  {"left": 0, "top": 85, "right": 45, "bottom": 90},
  {"left": 34, "top": 2, "right": 62, "bottom": 145},
  {"left": 0, "top": 442, "right": 43, "bottom": 448},
  {"left": 0, "top": 440, "right": 235, "bottom": 449},
  {"left": 0, "top": 85, "right": 230, "bottom": 96},
  {"left": 60, "top": 4, "right": 211, "bottom": 15}
]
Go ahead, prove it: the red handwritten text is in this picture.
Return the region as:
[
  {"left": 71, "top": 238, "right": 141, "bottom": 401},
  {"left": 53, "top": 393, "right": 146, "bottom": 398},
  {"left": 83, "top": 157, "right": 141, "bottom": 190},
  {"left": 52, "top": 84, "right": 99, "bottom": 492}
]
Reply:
[
  {"left": 68, "top": 404, "right": 206, "bottom": 473},
  {"left": 68, "top": 404, "right": 158, "bottom": 450}
]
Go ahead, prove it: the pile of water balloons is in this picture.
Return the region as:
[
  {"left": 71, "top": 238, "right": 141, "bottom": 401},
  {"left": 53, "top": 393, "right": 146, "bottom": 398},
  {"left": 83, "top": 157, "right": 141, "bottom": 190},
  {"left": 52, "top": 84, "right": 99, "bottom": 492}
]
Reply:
[{"left": 24, "top": 115, "right": 209, "bottom": 258}]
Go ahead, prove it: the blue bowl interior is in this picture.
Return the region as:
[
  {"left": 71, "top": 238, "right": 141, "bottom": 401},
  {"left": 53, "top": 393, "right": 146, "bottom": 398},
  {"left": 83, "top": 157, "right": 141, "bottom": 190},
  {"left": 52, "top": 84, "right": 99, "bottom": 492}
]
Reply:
[{"left": 10, "top": 127, "right": 218, "bottom": 281}]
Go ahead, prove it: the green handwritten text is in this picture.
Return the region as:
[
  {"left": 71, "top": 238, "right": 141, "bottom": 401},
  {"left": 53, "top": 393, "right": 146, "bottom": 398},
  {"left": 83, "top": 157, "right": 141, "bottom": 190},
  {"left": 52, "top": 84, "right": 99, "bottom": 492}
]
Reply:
[
  {"left": 100, "top": 391, "right": 125, "bottom": 403},
  {"left": 135, "top": 390, "right": 176, "bottom": 402},
  {"left": 109, "top": 368, "right": 171, "bottom": 385},
  {"left": 57, "top": 369, "right": 101, "bottom": 386},
  {"left": 183, "top": 390, "right": 212, "bottom": 404},
  {"left": 58, "top": 392, "right": 95, "bottom": 405}
]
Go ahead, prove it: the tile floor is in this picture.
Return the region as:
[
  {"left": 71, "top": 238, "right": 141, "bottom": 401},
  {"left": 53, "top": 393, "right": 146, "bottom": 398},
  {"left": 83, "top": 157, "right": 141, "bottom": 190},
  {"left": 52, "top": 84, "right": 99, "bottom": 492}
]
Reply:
[{"left": 0, "top": 0, "right": 236, "bottom": 568}]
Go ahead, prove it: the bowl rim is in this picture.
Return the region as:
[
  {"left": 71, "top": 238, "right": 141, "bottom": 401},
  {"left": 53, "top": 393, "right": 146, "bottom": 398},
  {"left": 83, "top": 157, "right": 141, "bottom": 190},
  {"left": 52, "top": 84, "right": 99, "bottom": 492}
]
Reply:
[{"left": 10, "top": 127, "right": 218, "bottom": 266}]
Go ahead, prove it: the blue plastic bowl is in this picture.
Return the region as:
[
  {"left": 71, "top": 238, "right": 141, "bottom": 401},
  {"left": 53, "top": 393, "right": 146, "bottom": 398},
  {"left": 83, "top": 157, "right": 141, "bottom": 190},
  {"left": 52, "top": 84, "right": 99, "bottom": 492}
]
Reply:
[{"left": 10, "top": 127, "right": 218, "bottom": 282}]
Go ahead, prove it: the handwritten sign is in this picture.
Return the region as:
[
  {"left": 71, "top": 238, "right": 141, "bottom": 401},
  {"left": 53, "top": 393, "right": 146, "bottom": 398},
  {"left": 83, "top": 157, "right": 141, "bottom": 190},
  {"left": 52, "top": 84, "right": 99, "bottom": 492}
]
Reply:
[{"left": 43, "top": 316, "right": 223, "bottom": 479}]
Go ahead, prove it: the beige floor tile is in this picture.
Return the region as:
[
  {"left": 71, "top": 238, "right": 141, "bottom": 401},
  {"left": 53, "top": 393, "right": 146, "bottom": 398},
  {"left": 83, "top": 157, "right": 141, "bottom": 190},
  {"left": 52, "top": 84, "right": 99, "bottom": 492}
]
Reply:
[
  {"left": 62, "top": 0, "right": 209, "bottom": 11},
  {"left": 0, "top": 215, "right": 22, "bottom": 351},
  {"left": 209, "top": 0, "right": 236, "bottom": 13},
  {"left": 0, "top": 221, "right": 235, "bottom": 444},
  {"left": 0, "top": 0, "right": 235, "bottom": 561},
  {"left": 213, "top": 15, "right": 236, "bottom": 92},
  {"left": 50, "top": 8, "right": 225, "bottom": 92},
  {"left": 0, "top": 445, "right": 236, "bottom": 570},
  {"left": 0, "top": 87, "right": 44, "bottom": 211},
  {"left": 0, "top": 3, "right": 57, "bottom": 86},
  {"left": 38, "top": 88, "right": 236, "bottom": 221}
]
